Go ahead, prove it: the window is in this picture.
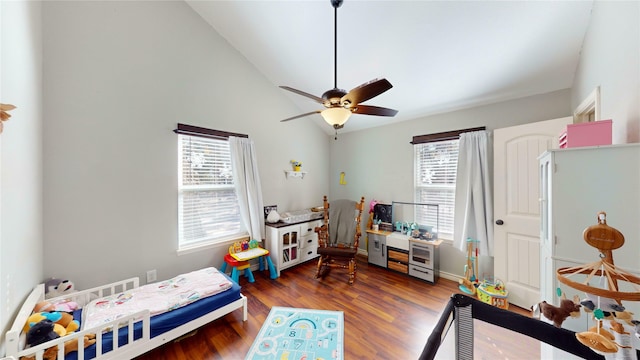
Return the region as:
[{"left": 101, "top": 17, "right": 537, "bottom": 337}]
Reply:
[
  {"left": 412, "top": 127, "right": 484, "bottom": 240},
  {"left": 175, "top": 124, "right": 248, "bottom": 249},
  {"left": 414, "top": 139, "right": 459, "bottom": 239}
]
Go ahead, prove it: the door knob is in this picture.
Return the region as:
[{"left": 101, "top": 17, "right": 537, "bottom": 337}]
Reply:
[{"left": 496, "top": 219, "right": 504, "bottom": 225}]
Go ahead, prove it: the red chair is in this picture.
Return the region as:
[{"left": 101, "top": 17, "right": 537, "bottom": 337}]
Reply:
[{"left": 221, "top": 253, "right": 254, "bottom": 283}]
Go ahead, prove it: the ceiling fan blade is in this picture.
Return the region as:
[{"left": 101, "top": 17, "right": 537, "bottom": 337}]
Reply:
[
  {"left": 342, "top": 78, "right": 393, "bottom": 106},
  {"left": 280, "top": 110, "right": 322, "bottom": 122},
  {"left": 352, "top": 105, "right": 398, "bottom": 117},
  {"left": 279, "top": 86, "right": 325, "bottom": 104}
]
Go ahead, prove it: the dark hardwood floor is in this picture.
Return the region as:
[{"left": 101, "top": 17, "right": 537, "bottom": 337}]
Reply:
[{"left": 135, "top": 256, "right": 540, "bottom": 359}]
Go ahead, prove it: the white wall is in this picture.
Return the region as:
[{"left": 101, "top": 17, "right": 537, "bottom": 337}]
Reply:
[
  {"left": 6, "top": 0, "right": 638, "bottom": 326},
  {"left": 329, "top": 89, "right": 572, "bottom": 278},
  {"left": 0, "top": 0, "right": 43, "bottom": 353},
  {"left": 572, "top": 1, "right": 640, "bottom": 143},
  {"left": 41, "top": 1, "right": 329, "bottom": 289}
]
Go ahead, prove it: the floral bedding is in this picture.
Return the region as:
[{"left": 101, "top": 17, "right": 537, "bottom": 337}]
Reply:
[{"left": 82, "top": 267, "right": 233, "bottom": 330}]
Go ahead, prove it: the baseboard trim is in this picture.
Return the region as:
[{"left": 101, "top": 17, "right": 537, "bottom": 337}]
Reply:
[{"left": 438, "top": 271, "right": 463, "bottom": 283}]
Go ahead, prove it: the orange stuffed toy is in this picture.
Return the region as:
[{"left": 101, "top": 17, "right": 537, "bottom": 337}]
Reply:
[{"left": 21, "top": 308, "right": 96, "bottom": 360}]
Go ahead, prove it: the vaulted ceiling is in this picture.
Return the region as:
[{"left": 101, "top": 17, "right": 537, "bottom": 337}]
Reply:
[{"left": 187, "top": 0, "right": 594, "bottom": 134}]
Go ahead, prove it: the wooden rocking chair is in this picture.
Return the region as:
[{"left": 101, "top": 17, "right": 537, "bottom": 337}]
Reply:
[{"left": 314, "top": 195, "right": 365, "bottom": 285}]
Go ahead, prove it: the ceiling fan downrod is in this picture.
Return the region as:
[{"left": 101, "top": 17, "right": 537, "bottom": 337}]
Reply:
[{"left": 331, "top": 0, "right": 343, "bottom": 90}]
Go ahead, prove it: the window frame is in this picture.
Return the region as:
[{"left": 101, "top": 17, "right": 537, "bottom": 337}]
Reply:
[
  {"left": 412, "top": 127, "right": 484, "bottom": 241},
  {"left": 174, "top": 124, "right": 248, "bottom": 253}
]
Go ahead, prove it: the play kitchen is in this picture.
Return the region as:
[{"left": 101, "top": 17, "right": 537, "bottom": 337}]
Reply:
[{"left": 367, "top": 201, "right": 442, "bottom": 283}]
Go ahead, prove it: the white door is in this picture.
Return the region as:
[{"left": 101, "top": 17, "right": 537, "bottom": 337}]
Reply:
[{"left": 493, "top": 117, "right": 572, "bottom": 309}]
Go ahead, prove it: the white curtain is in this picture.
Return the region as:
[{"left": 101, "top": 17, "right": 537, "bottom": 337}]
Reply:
[
  {"left": 229, "top": 137, "right": 265, "bottom": 240},
  {"left": 453, "top": 130, "right": 494, "bottom": 256}
]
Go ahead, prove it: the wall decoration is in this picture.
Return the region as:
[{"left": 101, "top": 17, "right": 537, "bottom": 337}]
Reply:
[
  {"left": 0, "top": 103, "right": 17, "bottom": 134},
  {"left": 339, "top": 171, "right": 347, "bottom": 185},
  {"left": 290, "top": 159, "right": 302, "bottom": 171}
]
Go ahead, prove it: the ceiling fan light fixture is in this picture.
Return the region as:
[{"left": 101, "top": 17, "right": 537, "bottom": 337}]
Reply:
[
  {"left": 321, "top": 107, "right": 351, "bottom": 126},
  {"left": 278, "top": 0, "right": 396, "bottom": 127}
]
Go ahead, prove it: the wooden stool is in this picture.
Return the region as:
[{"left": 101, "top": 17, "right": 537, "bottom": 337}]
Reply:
[{"left": 221, "top": 253, "right": 254, "bottom": 283}]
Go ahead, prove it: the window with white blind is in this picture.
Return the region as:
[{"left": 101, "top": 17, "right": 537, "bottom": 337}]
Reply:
[
  {"left": 414, "top": 139, "right": 459, "bottom": 239},
  {"left": 176, "top": 124, "right": 247, "bottom": 249},
  {"left": 413, "top": 127, "right": 484, "bottom": 240}
]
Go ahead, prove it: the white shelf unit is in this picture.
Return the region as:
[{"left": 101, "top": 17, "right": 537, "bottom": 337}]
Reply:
[
  {"left": 284, "top": 170, "right": 307, "bottom": 179},
  {"left": 266, "top": 219, "right": 321, "bottom": 277}
]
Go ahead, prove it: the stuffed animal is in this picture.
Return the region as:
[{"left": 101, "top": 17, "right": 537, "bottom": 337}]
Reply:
[
  {"left": 631, "top": 320, "right": 640, "bottom": 340},
  {"left": 46, "top": 279, "right": 77, "bottom": 299},
  {"left": 34, "top": 299, "right": 79, "bottom": 313},
  {"left": 43, "top": 278, "right": 63, "bottom": 297},
  {"left": 575, "top": 330, "right": 619, "bottom": 354},
  {"left": 24, "top": 320, "right": 61, "bottom": 360},
  {"left": 44, "top": 279, "right": 95, "bottom": 307},
  {"left": 22, "top": 319, "right": 96, "bottom": 360},
  {"left": 23, "top": 312, "right": 66, "bottom": 334},
  {"left": 23, "top": 311, "right": 79, "bottom": 335},
  {"left": 52, "top": 312, "right": 79, "bottom": 334},
  {"left": 613, "top": 310, "right": 636, "bottom": 326},
  {"left": 538, "top": 298, "right": 582, "bottom": 327}
]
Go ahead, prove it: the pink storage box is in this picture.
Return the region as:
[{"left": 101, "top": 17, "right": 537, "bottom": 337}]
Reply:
[{"left": 559, "top": 119, "right": 612, "bottom": 148}]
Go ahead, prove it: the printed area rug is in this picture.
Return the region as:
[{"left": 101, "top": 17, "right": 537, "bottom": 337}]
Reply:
[{"left": 245, "top": 307, "right": 344, "bottom": 360}]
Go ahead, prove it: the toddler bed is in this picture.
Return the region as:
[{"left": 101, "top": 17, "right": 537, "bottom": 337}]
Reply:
[{"left": 5, "top": 267, "right": 247, "bottom": 360}]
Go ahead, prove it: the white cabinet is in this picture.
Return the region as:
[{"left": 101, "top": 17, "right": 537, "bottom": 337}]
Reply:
[
  {"left": 367, "top": 230, "right": 388, "bottom": 268},
  {"left": 266, "top": 219, "right": 321, "bottom": 277},
  {"left": 539, "top": 145, "right": 640, "bottom": 306},
  {"left": 299, "top": 220, "right": 320, "bottom": 262},
  {"left": 539, "top": 145, "right": 640, "bottom": 359}
]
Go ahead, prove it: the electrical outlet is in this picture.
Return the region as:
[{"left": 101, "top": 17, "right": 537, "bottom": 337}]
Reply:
[{"left": 146, "top": 269, "right": 157, "bottom": 283}]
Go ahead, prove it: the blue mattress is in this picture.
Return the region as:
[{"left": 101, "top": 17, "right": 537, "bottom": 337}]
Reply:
[{"left": 67, "top": 274, "right": 242, "bottom": 360}]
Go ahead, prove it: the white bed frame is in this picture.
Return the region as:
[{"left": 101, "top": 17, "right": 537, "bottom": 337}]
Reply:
[{"left": 5, "top": 277, "right": 247, "bottom": 360}]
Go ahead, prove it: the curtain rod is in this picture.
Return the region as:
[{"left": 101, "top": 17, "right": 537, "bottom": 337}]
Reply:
[
  {"left": 173, "top": 123, "right": 248, "bottom": 140},
  {"left": 411, "top": 126, "right": 485, "bottom": 145}
]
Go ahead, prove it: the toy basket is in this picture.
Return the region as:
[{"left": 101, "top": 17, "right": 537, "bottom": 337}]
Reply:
[{"left": 477, "top": 278, "right": 509, "bottom": 310}]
